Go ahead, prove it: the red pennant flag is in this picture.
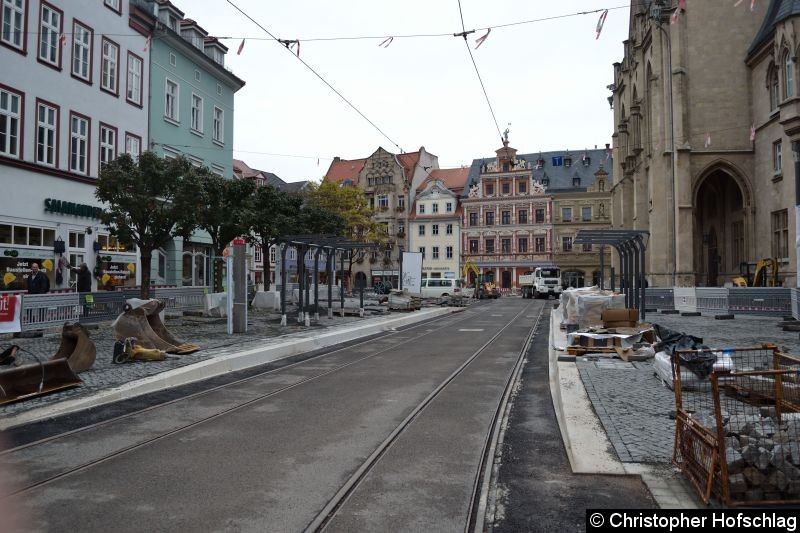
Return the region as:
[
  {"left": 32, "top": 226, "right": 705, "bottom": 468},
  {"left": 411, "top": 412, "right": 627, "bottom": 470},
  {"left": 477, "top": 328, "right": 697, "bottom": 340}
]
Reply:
[
  {"left": 475, "top": 28, "right": 491, "bottom": 49},
  {"left": 596, "top": 10, "right": 609, "bottom": 40},
  {"left": 378, "top": 36, "right": 393, "bottom": 48},
  {"left": 59, "top": 32, "right": 66, "bottom": 46},
  {"left": 144, "top": 35, "right": 151, "bottom": 52},
  {"left": 289, "top": 39, "right": 300, "bottom": 57},
  {"left": 751, "top": 0, "right": 756, "bottom": 10},
  {"left": 237, "top": 39, "right": 245, "bottom": 55},
  {"left": 704, "top": 132, "right": 711, "bottom": 148}
]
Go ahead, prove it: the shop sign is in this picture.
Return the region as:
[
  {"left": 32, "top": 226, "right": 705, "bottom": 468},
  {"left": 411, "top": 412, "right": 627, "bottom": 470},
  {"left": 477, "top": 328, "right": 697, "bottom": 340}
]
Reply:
[
  {"left": 44, "top": 198, "right": 104, "bottom": 219},
  {"left": 0, "top": 250, "right": 55, "bottom": 290},
  {"left": 99, "top": 260, "right": 136, "bottom": 290}
]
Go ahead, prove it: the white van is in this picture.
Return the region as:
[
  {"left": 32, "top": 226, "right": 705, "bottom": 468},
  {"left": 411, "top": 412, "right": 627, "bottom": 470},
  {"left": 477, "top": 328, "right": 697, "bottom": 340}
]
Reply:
[{"left": 420, "top": 278, "right": 462, "bottom": 298}]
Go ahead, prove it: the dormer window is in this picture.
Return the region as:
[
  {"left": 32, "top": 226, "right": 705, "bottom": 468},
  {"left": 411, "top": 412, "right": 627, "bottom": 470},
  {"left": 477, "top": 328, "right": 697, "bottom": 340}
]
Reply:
[
  {"left": 536, "top": 158, "right": 545, "bottom": 169},
  {"left": 565, "top": 156, "right": 572, "bottom": 168},
  {"left": 573, "top": 177, "right": 581, "bottom": 187},
  {"left": 582, "top": 157, "right": 591, "bottom": 167},
  {"left": 168, "top": 15, "right": 177, "bottom": 31},
  {"left": 542, "top": 177, "right": 549, "bottom": 187}
]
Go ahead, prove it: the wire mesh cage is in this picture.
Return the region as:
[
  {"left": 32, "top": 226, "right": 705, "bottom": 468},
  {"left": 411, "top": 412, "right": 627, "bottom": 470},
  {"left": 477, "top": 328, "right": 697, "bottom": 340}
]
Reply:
[{"left": 672, "top": 346, "right": 800, "bottom": 506}]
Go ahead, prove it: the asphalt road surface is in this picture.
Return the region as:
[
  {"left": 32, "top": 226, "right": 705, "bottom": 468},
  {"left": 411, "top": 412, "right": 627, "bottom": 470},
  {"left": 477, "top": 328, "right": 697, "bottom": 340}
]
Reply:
[{"left": 1, "top": 299, "right": 654, "bottom": 533}]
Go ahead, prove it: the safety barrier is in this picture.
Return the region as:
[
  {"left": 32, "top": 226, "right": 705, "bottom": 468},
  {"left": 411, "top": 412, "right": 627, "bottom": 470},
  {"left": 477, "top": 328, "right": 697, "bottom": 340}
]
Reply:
[
  {"left": 20, "top": 293, "right": 81, "bottom": 331},
  {"left": 727, "top": 287, "right": 791, "bottom": 316},
  {"left": 645, "top": 288, "right": 674, "bottom": 310},
  {"left": 792, "top": 288, "right": 800, "bottom": 320},
  {"left": 694, "top": 287, "right": 729, "bottom": 314},
  {"left": 673, "top": 287, "right": 697, "bottom": 313},
  {"left": 152, "top": 287, "right": 207, "bottom": 311}
]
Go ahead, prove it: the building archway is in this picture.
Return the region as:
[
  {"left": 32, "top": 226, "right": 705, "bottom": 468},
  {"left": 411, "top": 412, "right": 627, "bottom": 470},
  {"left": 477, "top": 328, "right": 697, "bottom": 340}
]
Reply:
[
  {"left": 501, "top": 270, "right": 512, "bottom": 289},
  {"left": 562, "top": 270, "right": 586, "bottom": 289},
  {"left": 693, "top": 166, "right": 750, "bottom": 286}
]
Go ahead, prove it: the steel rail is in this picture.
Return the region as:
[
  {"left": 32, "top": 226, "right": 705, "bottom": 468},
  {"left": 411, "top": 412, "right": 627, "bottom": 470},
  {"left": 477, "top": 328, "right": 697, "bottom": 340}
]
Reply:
[
  {"left": 2, "top": 307, "right": 486, "bottom": 498},
  {"left": 305, "top": 301, "right": 540, "bottom": 533}
]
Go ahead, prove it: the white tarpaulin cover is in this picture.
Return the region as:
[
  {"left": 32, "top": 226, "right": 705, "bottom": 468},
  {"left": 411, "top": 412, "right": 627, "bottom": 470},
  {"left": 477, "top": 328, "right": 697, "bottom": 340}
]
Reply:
[{"left": 560, "top": 286, "right": 625, "bottom": 328}]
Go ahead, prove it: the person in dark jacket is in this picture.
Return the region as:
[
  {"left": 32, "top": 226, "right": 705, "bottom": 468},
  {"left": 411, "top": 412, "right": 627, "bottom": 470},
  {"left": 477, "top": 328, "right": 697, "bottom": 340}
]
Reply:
[
  {"left": 27, "top": 263, "right": 50, "bottom": 294},
  {"left": 69, "top": 263, "right": 92, "bottom": 293}
]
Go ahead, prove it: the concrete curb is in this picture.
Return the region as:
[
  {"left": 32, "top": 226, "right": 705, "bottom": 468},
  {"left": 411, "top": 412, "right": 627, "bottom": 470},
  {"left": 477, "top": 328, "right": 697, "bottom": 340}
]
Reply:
[{"left": 0, "top": 307, "right": 462, "bottom": 431}]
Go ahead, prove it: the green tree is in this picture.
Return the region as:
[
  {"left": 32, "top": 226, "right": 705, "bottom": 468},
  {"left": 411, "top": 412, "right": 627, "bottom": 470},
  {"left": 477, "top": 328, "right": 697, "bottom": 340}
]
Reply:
[
  {"left": 246, "top": 186, "right": 300, "bottom": 291},
  {"left": 179, "top": 170, "right": 256, "bottom": 293},
  {"left": 95, "top": 152, "right": 194, "bottom": 299}
]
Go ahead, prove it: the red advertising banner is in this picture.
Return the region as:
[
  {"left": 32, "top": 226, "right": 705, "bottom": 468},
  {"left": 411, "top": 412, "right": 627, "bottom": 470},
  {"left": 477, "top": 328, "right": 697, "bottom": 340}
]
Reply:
[{"left": 0, "top": 294, "right": 22, "bottom": 333}]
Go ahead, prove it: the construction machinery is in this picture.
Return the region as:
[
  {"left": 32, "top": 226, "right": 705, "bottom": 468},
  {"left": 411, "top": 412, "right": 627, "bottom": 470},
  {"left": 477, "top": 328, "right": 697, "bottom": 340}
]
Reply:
[
  {"left": 462, "top": 258, "right": 499, "bottom": 299},
  {"left": 732, "top": 259, "right": 780, "bottom": 287},
  {"left": 113, "top": 299, "right": 200, "bottom": 355}
]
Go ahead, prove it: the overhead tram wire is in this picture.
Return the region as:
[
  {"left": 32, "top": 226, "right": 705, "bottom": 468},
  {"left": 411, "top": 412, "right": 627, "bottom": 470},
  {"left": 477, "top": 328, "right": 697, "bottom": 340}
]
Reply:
[
  {"left": 224, "top": 0, "right": 404, "bottom": 155},
  {"left": 456, "top": 0, "right": 503, "bottom": 144}
]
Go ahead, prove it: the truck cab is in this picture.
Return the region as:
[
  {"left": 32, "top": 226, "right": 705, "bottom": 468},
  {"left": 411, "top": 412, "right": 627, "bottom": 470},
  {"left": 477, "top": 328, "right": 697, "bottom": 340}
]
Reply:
[{"left": 520, "top": 267, "right": 562, "bottom": 299}]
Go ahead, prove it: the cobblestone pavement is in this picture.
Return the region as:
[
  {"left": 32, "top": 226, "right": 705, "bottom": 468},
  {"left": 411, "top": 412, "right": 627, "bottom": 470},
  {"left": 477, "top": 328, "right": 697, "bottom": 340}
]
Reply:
[
  {"left": 0, "top": 305, "right": 399, "bottom": 418},
  {"left": 577, "top": 312, "right": 800, "bottom": 464}
]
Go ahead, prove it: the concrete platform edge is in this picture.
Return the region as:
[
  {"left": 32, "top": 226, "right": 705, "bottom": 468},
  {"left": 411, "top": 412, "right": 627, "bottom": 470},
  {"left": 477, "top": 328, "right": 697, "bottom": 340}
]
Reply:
[{"left": 0, "top": 307, "right": 461, "bottom": 431}]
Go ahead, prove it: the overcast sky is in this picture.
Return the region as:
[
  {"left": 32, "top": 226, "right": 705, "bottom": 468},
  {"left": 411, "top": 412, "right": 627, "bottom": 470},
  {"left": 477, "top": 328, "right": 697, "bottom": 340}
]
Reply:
[{"left": 190, "top": 0, "right": 628, "bottom": 182}]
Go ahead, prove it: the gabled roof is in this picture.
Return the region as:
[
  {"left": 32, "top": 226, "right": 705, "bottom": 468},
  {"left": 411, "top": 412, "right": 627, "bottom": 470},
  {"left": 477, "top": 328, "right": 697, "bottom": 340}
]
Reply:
[
  {"left": 422, "top": 168, "right": 470, "bottom": 194},
  {"left": 180, "top": 19, "right": 208, "bottom": 36},
  {"left": 233, "top": 159, "right": 291, "bottom": 190},
  {"left": 464, "top": 148, "right": 613, "bottom": 197},
  {"left": 156, "top": 0, "right": 184, "bottom": 17},
  {"left": 204, "top": 36, "right": 228, "bottom": 52},
  {"left": 747, "top": 0, "right": 800, "bottom": 59},
  {"left": 396, "top": 152, "right": 421, "bottom": 180},
  {"left": 324, "top": 158, "right": 366, "bottom": 185}
]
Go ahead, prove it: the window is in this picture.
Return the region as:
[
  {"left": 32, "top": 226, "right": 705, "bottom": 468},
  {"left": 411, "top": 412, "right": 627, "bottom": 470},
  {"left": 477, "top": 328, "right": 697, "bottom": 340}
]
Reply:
[
  {"left": 98, "top": 234, "right": 134, "bottom": 252},
  {"left": 378, "top": 194, "right": 388, "bottom": 208},
  {"left": 124, "top": 132, "right": 141, "bottom": 158},
  {"left": 774, "top": 140, "right": 783, "bottom": 173},
  {"left": 770, "top": 68, "right": 780, "bottom": 111},
  {"left": 542, "top": 177, "right": 550, "bottom": 187},
  {"left": 583, "top": 243, "right": 593, "bottom": 252},
  {"left": 101, "top": 38, "right": 119, "bottom": 95},
  {"left": 432, "top": 224, "right": 439, "bottom": 235},
  {"left": 583, "top": 157, "right": 591, "bottom": 167},
  {"left": 165, "top": 79, "right": 178, "bottom": 121},
  {"left": 398, "top": 196, "right": 405, "bottom": 209},
  {"left": 69, "top": 112, "right": 89, "bottom": 175},
  {"left": 211, "top": 164, "right": 225, "bottom": 177},
  {"left": 269, "top": 246, "right": 276, "bottom": 264},
  {"left": 99, "top": 124, "right": 117, "bottom": 166},
  {"left": 469, "top": 239, "right": 478, "bottom": 253},
  {"left": 518, "top": 238, "right": 528, "bottom": 253},
  {"left": 501, "top": 239, "right": 511, "bottom": 253},
  {"left": 213, "top": 106, "right": 224, "bottom": 143},
  {"left": 519, "top": 210, "right": 528, "bottom": 224},
  {"left": 368, "top": 197, "right": 374, "bottom": 209},
  {"left": 582, "top": 206, "right": 592, "bottom": 221},
  {"left": 71, "top": 21, "right": 92, "bottom": 82},
  {"left": 502, "top": 182, "right": 510, "bottom": 195},
  {"left": 485, "top": 183, "right": 494, "bottom": 196},
  {"left": 163, "top": 146, "right": 179, "bottom": 160},
  {"left": 501, "top": 211, "right": 511, "bottom": 225},
  {"left": 431, "top": 202, "right": 439, "bottom": 214},
  {"left": 254, "top": 247, "right": 262, "bottom": 263},
  {"left": 38, "top": 2, "right": 61, "bottom": 68},
  {"left": 194, "top": 70, "right": 201, "bottom": 82},
  {"left": 561, "top": 207, "right": 572, "bottom": 222},
  {"left": 419, "top": 247, "right": 425, "bottom": 260},
  {"left": 785, "top": 51, "right": 794, "bottom": 99},
  {"left": 217, "top": 84, "right": 222, "bottom": 96},
  {"left": 419, "top": 204, "right": 425, "bottom": 214},
  {"left": 485, "top": 239, "right": 495, "bottom": 253},
  {"left": 68, "top": 231, "right": 85, "bottom": 249},
  {"left": 191, "top": 94, "right": 203, "bottom": 133},
  {"left": 104, "top": 0, "right": 121, "bottom": 14},
  {"left": 573, "top": 177, "right": 581, "bottom": 187},
  {"left": 0, "top": 87, "right": 22, "bottom": 158},
  {"left": 469, "top": 212, "right": 477, "bottom": 226},
  {"left": 398, "top": 222, "right": 405, "bottom": 235},
  {"left": 288, "top": 248, "right": 296, "bottom": 261},
  {"left": 446, "top": 246, "right": 453, "bottom": 259},
  {"left": 772, "top": 209, "right": 788, "bottom": 260},
  {"left": 562, "top": 236, "right": 573, "bottom": 252},
  {"left": 446, "top": 202, "right": 453, "bottom": 213},
  {"left": 535, "top": 237, "right": 545, "bottom": 252},
  {"left": 519, "top": 181, "right": 526, "bottom": 194},
  {"left": 1, "top": 224, "right": 53, "bottom": 246},
  {"left": 1, "top": 0, "right": 26, "bottom": 51},
  {"left": 432, "top": 246, "right": 439, "bottom": 259},
  {"left": 35, "top": 100, "right": 58, "bottom": 167},
  {"left": 418, "top": 225, "right": 425, "bottom": 236},
  {"left": 126, "top": 53, "right": 143, "bottom": 106},
  {"left": 486, "top": 212, "right": 494, "bottom": 226},
  {"left": 535, "top": 208, "right": 545, "bottom": 224},
  {"left": 446, "top": 224, "right": 453, "bottom": 235},
  {"left": 169, "top": 52, "right": 176, "bottom": 67},
  {"left": 188, "top": 156, "right": 203, "bottom": 169}
]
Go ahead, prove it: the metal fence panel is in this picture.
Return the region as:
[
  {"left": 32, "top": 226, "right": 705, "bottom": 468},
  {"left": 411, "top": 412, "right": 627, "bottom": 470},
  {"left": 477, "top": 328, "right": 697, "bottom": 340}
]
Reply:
[
  {"left": 21, "top": 293, "right": 81, "bottom": 331},
  {"left": 792, "top": 288, "right": 800, "bottom": 320},
  {"left": 645, "top": 288, "right": 674, "bottom": 310},
  {"left": 153, "top": 287, "right": 207, "bottom": 311},
  {"left": 77, "top": 291, "right": 127, "bottom": 324},
  {"left": 695, "top": 287, "right": 729, "bottom": 314},
  {"left": 727, "top": 287, "right": 791, "bottom": 315},
  {"left": 673, "top": 287, "right": 697, "bottom": 313}
]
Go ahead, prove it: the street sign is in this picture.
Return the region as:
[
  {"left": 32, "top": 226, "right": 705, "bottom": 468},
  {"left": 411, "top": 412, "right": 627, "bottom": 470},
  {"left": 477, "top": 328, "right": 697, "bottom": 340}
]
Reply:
[{"left": 233, "top": 238, "right": 246, "bottom": 245}]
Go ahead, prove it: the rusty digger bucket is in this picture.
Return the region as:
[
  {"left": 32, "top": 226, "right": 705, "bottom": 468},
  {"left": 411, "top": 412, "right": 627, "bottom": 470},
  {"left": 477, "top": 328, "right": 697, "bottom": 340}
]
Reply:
[
  {"left": 52, "top": 322, "right": 97, "bottom": 373},
  {"left": 0, "top": 356, "right": 81, "bottom": 406},
  {"left": 113, "top": 299, "right": 200, "bottom": 355}
]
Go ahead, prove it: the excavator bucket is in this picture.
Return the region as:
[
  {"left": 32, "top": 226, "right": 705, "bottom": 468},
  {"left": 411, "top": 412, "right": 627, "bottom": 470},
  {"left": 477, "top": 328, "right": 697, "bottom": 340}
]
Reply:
[
  {"left": 52, "top": 322, "right": 96, "bottom": 373},
  {"left": 113, "top": 299, "right": 200, "bottom": 356},
  {"left": 0, "top": 358, "right": 81, "bottom": 406}
]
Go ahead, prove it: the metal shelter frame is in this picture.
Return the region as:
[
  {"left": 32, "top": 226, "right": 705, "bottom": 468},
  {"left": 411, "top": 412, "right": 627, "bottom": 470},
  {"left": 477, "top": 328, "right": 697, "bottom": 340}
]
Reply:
[
  {"left": 275, "top": 235, "right": 378, "bottom": 326},
  {"left": 574, "top": 230, "right": 650, "bottom": 321}
]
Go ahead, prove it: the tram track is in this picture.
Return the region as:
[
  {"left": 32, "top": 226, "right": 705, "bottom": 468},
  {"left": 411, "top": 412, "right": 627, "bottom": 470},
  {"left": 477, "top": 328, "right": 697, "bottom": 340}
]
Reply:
[
  {"left": 1, "top": 306, "right": 485, "bottom": 499},
  {"left": 303, "top": 301, "right": 543, "bottom": 533}
]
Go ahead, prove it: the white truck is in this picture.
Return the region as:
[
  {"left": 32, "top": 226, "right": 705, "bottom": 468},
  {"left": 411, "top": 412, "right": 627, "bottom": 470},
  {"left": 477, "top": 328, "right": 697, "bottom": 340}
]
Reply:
[{"left": 520, "top": 267, "right": 562, "bottom": 299}]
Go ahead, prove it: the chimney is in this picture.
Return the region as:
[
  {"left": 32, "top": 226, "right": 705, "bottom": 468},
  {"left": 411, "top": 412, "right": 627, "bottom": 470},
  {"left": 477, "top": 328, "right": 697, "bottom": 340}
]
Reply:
[
  {"left": 333, "top": 157, "right": 341, "bottom": 163},
  {"left": 605, "top": 143, "right": 611, "bottom": 150}
]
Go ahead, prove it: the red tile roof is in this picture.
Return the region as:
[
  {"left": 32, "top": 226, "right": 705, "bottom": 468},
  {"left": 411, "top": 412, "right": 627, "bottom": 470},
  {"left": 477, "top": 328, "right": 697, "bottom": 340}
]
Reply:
[
  {"left": 233, "top": 159, "right": 260, "bottom": 179},
  {"left": 396, "top": 152, "right": 420, "bottom": 180},
  {"left": 424, "top": 168, "right": 470, "bottom": 192},
  {"left": 324, "top": 158, "right": 366, "bottom": 184}
]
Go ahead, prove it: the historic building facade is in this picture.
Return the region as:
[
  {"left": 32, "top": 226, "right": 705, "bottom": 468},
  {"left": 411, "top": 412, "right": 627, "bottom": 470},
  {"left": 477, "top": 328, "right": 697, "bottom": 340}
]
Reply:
[
  {"left": 461, "top": 140, "right": 553, "bottom": 291},
  {"left": 611, "top": 0, "right": 799, "bottom": 286},
  {"left": 0, "top": 0, "right": 151, "bottom": 292},
  {"left": 408, "top": 168, "right": 470, "bottom": 281}
]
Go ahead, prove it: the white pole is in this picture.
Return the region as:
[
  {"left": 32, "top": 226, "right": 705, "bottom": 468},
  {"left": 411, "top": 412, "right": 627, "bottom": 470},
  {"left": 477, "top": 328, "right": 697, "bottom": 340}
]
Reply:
[{"left": 226, "top": 255, "right": 233, "bottom": 335}]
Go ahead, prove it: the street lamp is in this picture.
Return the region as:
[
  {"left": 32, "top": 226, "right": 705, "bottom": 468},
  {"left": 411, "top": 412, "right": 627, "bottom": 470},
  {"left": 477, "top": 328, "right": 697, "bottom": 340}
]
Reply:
[
  {"left": 651, "top": 3, "right": 678, "bottom": 286},
  {"left": 793, "top": 141, "right": 800, "bottom": 288}
]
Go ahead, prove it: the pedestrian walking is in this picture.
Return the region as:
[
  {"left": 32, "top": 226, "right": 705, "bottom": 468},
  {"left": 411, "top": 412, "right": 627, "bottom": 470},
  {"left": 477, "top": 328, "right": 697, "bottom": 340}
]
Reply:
[
  {"left": 27, "top": 263, "right": 50, "bottom": 294},
  {"left": 69, "top": 263, "right": 92, "bottom": 293}
]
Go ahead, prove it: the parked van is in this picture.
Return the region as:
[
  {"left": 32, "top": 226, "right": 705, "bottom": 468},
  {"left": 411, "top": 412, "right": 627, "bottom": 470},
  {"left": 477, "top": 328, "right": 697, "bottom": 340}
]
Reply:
[{"left": 420, "top": 278, "right": 462, "bottom": 298}]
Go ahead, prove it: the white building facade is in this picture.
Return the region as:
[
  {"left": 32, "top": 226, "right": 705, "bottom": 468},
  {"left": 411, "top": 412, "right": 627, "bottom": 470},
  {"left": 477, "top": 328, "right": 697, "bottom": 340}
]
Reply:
[{"left": 0, "top": 0, "right": 150, "bottom": 291}]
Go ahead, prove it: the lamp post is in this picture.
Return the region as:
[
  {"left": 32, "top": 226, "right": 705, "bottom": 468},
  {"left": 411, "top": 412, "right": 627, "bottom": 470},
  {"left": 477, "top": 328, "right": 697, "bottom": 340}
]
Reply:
[{"left": 651, "top": 4, "right": 678, "bottom": 286}]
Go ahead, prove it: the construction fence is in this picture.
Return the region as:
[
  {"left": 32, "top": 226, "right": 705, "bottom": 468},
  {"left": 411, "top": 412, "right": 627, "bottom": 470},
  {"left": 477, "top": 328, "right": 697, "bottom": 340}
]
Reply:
[{"left": 644, "top": 287, "right": 794, "bottom": 317}]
